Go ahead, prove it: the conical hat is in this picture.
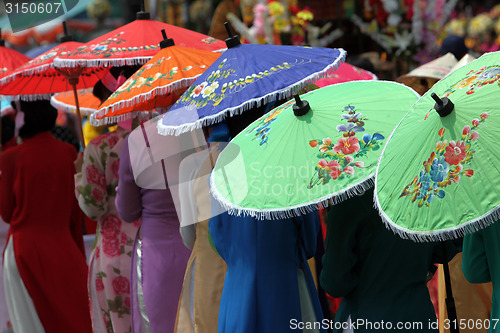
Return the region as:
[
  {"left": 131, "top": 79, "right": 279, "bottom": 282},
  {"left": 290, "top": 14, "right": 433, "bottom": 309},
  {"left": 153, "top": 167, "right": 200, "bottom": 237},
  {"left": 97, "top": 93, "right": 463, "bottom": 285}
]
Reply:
[
  {"left": 398, "top": 53, "right": 458, "bottom": 82},
  {"left": 449, "top": 53, "right": 476, "bottom": 72}
]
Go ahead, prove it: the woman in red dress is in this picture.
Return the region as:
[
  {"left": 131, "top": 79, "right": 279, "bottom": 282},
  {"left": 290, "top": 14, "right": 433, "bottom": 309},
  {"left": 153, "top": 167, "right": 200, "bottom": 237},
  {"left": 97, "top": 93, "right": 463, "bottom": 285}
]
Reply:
[{"left": 0, "top": 100, "right": 92, "bottom": 333}]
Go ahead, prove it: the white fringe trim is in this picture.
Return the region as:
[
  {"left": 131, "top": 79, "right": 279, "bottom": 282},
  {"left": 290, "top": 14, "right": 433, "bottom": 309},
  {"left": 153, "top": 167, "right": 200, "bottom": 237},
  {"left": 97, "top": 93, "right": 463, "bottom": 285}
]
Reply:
[
  {"left": 4, "top": 94, "right": 52, "bottom": 101},
  {"left": 53, "top": 56, "right": 153, "bottom": 69},
  {"left": 94, "top": 76, "right": 199, "bottom": 117},
  {"left": 157, "top": 48, "right": 347, "bottom": 136},
  {"left": 0, "top": 63, "right": 55, "bottom": 85},
  {"left": 50, "top": 95, "right": 96, "bottom": 116},
  {"left": 89, "top": 110, "right": 155, "bottom": 127},
  {"left": 374, "top": 188, "right": 500, "bottom": 242},
  {"left": 209, "top": 169, "right": 374, "bottom": 220}
]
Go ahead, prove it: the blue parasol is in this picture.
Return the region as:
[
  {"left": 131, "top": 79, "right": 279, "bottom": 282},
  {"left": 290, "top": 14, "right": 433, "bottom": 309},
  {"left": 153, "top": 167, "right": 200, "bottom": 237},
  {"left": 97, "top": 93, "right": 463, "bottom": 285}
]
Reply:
[{"left": 157, "top": 24, "right": 346, "bottom": 136}]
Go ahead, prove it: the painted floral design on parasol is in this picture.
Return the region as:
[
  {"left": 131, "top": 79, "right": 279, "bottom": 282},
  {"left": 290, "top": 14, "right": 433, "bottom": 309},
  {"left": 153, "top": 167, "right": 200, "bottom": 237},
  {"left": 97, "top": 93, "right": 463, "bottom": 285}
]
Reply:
[
  {"left": 308, "top": 104, "right": 384, "bottom": 188},
  {"left": 91, "top": 36, "right": 221, "bottom": 126},
  {"left": 177, "top": 57, "right": 304, "bottom": 109},
  {"left": 245, "top": 99, "right": 295, "bottom": 145},
  {"left": 400, "top": 113, "right": 489, "bottom": 207},
  {"left": 63, "top": 31, "right": 157, "bottom": 59},
  {"left": 442, "top": 65, "right": 500, "bottom": 97},
  {"left": 54, "top": 13, "right": 226, "bottom": 69}
]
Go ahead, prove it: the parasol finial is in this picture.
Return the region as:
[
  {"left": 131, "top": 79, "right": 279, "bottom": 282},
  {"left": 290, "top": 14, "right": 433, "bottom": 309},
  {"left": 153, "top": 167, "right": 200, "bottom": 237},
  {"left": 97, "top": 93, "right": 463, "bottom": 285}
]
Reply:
[
  {"left": 0, "top": 29, "right": 4, "bottom": 47},
  {"left": 431, "top": 93, "right": 454, "bottom": 117},
  {"left": 60, "top": 21, "right": 73, "bottom": 43},
  {"left": 293, "top": 94, "right": 310, "bottom": 116},
  {"left": 159, "top": 29, "right": 175, "bottom": 48},
  {"left": 224, "top": 22, "right": 240, "bottom": 49},
  {"left": 136, "top": 1, "right": 150, "bottom": 21}
]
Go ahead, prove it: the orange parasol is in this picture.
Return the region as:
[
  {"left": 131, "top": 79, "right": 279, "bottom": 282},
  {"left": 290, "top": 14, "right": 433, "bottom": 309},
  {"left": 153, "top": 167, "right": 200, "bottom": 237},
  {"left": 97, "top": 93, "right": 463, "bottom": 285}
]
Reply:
[
  {"left": 90, "top": 31, "right": 221, "bottom": 126},
  {"left": 50, "top": 88, "right": 101, "bottom": 116}
]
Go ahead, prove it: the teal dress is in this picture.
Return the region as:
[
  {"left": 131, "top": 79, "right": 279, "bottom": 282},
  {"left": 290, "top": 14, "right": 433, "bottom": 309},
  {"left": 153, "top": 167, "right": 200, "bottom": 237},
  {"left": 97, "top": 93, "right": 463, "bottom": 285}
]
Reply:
[
  {"left": 320, "top": 189, "right": 445, "bottom": 333},
  {"left": 462, "top": 222, "right": 500, "bottom": 332},
  {"left": 209, "top": 210, "right": 326, "bottom": 333}
]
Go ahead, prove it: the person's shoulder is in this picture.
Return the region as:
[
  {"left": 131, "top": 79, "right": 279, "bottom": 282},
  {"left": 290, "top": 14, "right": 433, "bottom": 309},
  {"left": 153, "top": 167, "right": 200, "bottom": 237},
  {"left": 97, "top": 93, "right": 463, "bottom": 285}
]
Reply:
[
  {"left": 54, "top": 138, "right": 78, "bottom": 159},
  {"left": 0, "top": 143, "right": 22, "bottom": 161},
  {"left": 88, "top": 129, "right": 127, "bottom": 149}
]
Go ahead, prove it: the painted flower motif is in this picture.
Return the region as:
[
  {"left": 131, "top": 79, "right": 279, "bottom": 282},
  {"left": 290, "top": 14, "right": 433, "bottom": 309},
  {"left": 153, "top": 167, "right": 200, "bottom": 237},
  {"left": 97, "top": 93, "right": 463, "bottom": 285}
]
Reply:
[
  {"left": 107, "top": 135, "right": 119, "bottom": 147},
  {"left": 201, "top": 82, "right": 219, "bottom": 98},
  {"left": 419, "top": 171, "right": 433, "bottom": 193},
  {"left": 92, "top": 187, "right": 105, "bottom": 203},
  {"left": 111, "top": 159, "right": 120, "bottom": 179},
  {"left": 169, "top": 67, "right": 178, "bottom": 76},
  {"left": 120, "top": 232, "right": 127, "bottom": 245},
  {"left": 95, "top": 278, "right": 105, "bottom": 292},
  {"left": 102, "top": 238, "right": 121, "bottom": 258},
  {"left": 435, "top": 140, "right": 447, "bottom": 152},
  {"left": 319, "top": 138, "right": 332, "bottom": 152},
  {"left": 112, "top": 276, "right": 130, "bottom": 295},
  {"left": 330, "top": 166, "right": 342, "bottom": 180},
  {"left": 336, "top": 123, "right": 364, "bottom": 135},
  {"left": 136, "top": 77, "right": 146, "bottom": 87},
  {"left": 308, "top": 104, "right": 386, "bottom": 189},
  {"left": 430, "top": 157, "right": 450, "bottom": 182},
  {"left": 190, "top": 82, "right": 207, "bottom": 98},
  {"left": 444, "top": 140, "right": 467, "bottom": 165},
  {"left": 401, "top": 114, "right": 486, "bottom": 207},
  {"left": 462, "top": 125, "right": 471, "bottom": 137},
  {"left": 101, "top": 215, "right": 122, "bottom": 239},
  {"left": 463, "top": 169, "right": 474, "bottom": 177},
  {"left": 40, "top": 52, "right": 57, "bottom": 61},
  {"left": 94, "top": 45, "right": 108, "bottom": 51},
  {"left": 117, "top": 79, "right": 134, "bottom": 92},
  {"left": 344, "top": 166, "right": 355, "bottom": 175},
  {"left": 354, "top": 161, "right": 364, "bottom": 167},
  {"left": 86, "top": 165, "right": 106, "bottom": 190},
  {"left": 317, "top": 159, "right": 339, "bottom": 171},
  {"left": 333, "top": 137, "right": 360, "bottom": 155}
]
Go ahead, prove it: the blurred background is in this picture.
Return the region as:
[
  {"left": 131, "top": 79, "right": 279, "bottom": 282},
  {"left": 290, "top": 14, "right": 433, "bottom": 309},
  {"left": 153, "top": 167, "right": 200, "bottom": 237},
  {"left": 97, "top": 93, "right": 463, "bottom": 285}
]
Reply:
[{"left": 1, "top": 0, "right": 500, "bottom": 83}]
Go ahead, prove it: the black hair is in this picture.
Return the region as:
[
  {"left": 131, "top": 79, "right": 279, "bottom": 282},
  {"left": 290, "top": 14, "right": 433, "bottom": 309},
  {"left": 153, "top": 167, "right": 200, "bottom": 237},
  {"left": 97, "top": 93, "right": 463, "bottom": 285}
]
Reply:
[
  {"left": 18, "top": 100, "right": 58, "bottom": 139},
  {"left": 1, "top": 115, "right": 15, "bottom": 145},
  {"left": 441, "top": 35, "right": 468, "bottom": 60},
  {"left": 347, "top": 56, "right": 376, "bottom": 73}
]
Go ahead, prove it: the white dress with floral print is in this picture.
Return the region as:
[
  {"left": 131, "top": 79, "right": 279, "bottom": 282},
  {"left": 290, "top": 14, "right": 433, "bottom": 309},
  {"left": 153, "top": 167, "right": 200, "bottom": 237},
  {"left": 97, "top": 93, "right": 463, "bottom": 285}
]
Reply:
[{"left": 75, "top": 128, "right": 139, "bottom": 333}]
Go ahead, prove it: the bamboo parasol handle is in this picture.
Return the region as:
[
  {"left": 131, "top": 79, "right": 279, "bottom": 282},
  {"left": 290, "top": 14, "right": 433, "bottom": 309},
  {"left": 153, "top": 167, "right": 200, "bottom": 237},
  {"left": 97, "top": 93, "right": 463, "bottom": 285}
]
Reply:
[{"left": 70, "top": 80, "right": 86, "bottom": 150}]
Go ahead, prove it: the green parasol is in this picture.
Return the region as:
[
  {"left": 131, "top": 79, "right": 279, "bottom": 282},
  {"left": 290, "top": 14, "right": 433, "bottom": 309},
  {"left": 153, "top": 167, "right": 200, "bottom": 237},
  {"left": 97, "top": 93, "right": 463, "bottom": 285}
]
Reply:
[
  {"left": 375, "top": 51, "right": 500, "bottom": 241},
  {"left": 210, "top": 80, "right": 419, "bottom": 219}
]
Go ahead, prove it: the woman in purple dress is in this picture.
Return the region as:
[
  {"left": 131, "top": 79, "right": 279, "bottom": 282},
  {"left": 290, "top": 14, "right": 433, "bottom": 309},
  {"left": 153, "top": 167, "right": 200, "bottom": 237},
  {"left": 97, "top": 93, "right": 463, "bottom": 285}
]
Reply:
[{"left": 115, "top": 135, "right": 191, "bottom": 333}]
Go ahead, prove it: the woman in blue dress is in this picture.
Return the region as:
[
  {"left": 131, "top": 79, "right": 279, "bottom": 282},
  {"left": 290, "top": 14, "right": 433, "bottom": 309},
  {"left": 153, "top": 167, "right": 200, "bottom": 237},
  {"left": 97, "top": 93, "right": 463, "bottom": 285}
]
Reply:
[{"left": 209, "top": 210, "right": 325, "bottom": 333}]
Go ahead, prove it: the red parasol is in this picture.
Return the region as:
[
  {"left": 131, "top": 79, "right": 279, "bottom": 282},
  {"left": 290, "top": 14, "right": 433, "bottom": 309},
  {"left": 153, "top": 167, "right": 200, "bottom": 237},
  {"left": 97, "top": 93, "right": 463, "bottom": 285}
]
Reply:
[
  {"left": 0, "top": 30, "right": 30, "bottom": 79},
  {"left": 54, "top": 11, "right": 226, "bottom": 69},
  {"left": 314, "top": 62, "right": 378, "bottom": 87},
  {"left": 0, "top": 37, "right": 107, "bottom": 149},
  {"left": 0, "top": 41, "right": 106, "bottom": 100}
]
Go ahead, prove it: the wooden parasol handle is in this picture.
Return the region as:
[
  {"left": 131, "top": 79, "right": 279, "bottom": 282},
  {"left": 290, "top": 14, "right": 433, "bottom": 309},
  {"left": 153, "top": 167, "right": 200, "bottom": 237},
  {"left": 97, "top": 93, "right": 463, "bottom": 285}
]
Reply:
[{"left": 69, "top": 80, "right": 86, "bottom": 150}]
